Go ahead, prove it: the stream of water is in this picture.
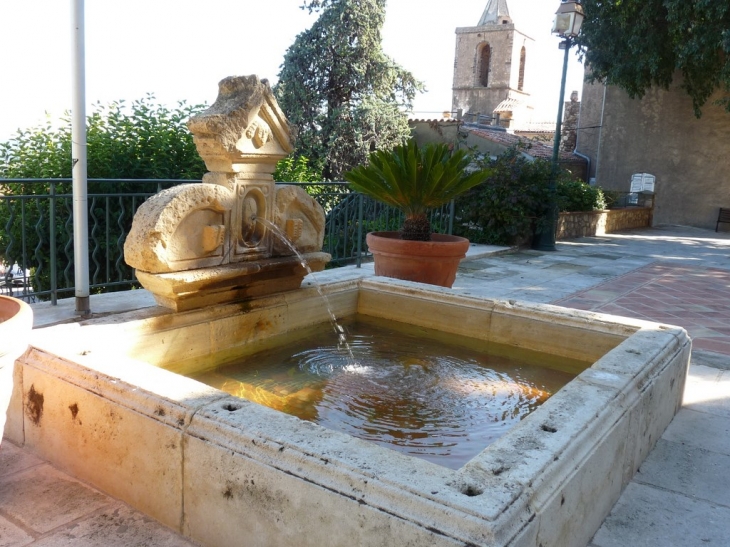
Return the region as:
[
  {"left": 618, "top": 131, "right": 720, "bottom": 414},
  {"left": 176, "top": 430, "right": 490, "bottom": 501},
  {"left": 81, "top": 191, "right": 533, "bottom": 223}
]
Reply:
[{"left": 254, "top": 216, "right": 358, "bottom": 368}]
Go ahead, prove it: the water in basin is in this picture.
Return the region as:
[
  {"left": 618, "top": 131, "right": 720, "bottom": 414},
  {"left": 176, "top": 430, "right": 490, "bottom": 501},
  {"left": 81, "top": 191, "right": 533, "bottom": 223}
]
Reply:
[{"left": 189, "top": 315, "right": 584, "bottom": 469}]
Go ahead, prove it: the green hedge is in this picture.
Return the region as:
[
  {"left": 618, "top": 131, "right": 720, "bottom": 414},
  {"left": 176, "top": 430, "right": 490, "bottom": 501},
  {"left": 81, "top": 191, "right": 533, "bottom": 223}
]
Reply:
[{"left": 454, "top": 145, "right": 606, "bottom": 246}]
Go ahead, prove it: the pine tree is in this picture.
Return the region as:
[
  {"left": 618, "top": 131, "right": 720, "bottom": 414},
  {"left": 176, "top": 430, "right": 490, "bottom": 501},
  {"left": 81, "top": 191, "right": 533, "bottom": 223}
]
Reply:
[{"left": 275, "top": 0, "right": 423, "bottom": 180}]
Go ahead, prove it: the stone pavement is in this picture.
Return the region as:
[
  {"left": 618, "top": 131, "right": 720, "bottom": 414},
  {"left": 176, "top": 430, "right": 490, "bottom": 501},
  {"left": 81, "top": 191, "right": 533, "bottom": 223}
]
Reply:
[
  {"left": 2, "top": 224, "right": 730, "bottom": 546},
  {"left": 0, "top": 440, "right": 199, "bottom": 546},
  {"left": 555, "top": 262, "right": 730, "bottom": 355}
]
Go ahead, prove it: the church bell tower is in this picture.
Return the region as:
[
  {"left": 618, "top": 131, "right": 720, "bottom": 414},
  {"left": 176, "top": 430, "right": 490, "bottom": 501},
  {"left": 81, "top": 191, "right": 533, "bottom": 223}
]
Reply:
[{"left": 452, "top": 0, "right": 534, "bottom": 127}]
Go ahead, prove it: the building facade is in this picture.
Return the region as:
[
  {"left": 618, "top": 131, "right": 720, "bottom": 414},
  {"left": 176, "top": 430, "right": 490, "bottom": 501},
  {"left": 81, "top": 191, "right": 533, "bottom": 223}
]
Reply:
[{"left": 577, "top": 77, "right": 730, "bottom": 230}]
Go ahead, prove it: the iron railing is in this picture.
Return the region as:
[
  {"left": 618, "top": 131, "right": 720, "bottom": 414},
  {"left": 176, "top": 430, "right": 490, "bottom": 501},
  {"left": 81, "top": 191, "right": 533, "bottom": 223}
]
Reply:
[
  {"left": 280, "top": 182, "right": 454, "bottom": 268},
  {"left": 604, "top": 190, "right": 654, "bottom": 209},
  {"left": 0, "top": 179, "right": 455, "bottom": 304}
]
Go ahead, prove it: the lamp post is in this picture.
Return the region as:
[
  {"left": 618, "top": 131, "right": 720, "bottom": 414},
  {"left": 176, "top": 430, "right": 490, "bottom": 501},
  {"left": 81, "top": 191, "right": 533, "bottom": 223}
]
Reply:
[{"left": 533, "top": 1, "right": 585, "bottom": 252}]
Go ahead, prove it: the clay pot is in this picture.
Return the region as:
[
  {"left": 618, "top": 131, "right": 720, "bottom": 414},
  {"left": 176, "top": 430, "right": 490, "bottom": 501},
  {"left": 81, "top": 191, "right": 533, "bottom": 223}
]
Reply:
[
  {"left": 0, "top": 296, "right": 33, "bottom": 444},
  {"left": 366, "top": 232, "right": 470, "bottom": 288}
]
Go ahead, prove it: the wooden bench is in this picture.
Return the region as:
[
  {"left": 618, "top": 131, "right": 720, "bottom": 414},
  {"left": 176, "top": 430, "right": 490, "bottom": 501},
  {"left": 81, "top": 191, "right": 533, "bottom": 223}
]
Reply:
[{"left": 717, "top": 208, "right": 730, "bottom": 232}]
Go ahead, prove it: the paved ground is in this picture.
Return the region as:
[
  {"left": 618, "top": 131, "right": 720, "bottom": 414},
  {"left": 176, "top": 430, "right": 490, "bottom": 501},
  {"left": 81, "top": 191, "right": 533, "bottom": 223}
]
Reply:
[
  {"left": 0, "top": 441, "right": 198, "bottom": 546},
  {"left": 2, "top": 224, "right": 730, "bottom": 546}
]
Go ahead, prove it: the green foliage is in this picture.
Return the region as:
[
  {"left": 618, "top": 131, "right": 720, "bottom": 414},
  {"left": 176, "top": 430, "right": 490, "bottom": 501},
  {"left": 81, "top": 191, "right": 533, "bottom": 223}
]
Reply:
[
  {"left": 345, "top": 141, "right": 492, "bottom": 239},
  {"left": 273, "top": 155, "right": 322, "bottom": 183},
  {"left": 455, "top": 147, "right": 551, "bottom": 245},
  {"left": 0, "top": 97, "right": 207, "bottom": 298},
  {"left": 556, "top": 179, "right": 606, "bottom": 212},
  {"left": 455, "top": 147, "right": 605, "bottom": 246},
  {"left": 0, "top": 96, "right": 207, "bottom": 179},
  {"left": 601, "top": 188, "right": 622, "bottom": 209},
  {"left": 275, "top": 0, "right": 423, "bottom": 180},
  {"left": 579, "top": 0, "right": 730, "bottom": 116}
]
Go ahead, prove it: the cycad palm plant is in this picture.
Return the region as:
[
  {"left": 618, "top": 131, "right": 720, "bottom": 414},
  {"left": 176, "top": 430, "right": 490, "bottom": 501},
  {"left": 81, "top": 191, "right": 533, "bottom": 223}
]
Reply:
[{"left": 345, "top": 141, "right": 491, "bottom": 241}]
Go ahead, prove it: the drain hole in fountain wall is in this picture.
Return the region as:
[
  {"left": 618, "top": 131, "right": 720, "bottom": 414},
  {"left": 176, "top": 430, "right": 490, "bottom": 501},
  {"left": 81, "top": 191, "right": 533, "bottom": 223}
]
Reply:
[
  {"left": 223, "top": 403, "right": 242, "bottom": 412},
  {"left": 461, "top": 485, "right": 484, "bottom": 497},
  {"left": 541, "top": 424, "right": 558, "bottom": 433}
]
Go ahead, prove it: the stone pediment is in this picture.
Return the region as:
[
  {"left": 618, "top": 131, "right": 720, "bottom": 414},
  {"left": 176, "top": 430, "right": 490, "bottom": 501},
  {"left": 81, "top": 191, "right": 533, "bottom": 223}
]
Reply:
[{"left": 188, "top": 76, "right": 294, "bottom": 173}]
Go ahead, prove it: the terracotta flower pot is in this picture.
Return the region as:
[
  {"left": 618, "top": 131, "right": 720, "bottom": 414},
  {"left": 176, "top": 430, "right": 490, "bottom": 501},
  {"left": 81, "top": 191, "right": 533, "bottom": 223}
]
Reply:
[
  {"left": 0, "top": 295, "right": 33, "bottom": 444},
  {"left": 366, "top": 231, "right": 470, "bottom": 288}
]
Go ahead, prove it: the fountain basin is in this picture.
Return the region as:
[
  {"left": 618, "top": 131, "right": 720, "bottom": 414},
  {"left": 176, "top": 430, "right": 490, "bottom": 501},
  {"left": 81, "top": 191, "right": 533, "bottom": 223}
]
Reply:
[{"left": 7, "top": 273, "right": 690, "bottom": 547}]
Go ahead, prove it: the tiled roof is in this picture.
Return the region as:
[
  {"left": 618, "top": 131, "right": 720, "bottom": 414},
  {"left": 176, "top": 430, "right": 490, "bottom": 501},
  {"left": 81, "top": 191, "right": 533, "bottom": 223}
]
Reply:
[
  {"left": 408, "top": 118, "right": 460, "bottom": 124},
  {"left": 469, "top": 128, "right": 581, "bottom": 162}
]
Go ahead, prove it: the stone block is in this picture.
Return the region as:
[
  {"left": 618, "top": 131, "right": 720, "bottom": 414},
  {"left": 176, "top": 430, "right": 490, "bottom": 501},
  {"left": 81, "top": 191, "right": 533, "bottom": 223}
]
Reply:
[
  {"left": 18, "top": 353, "right": 186, "bottom": 531},
  {"left": 591, "top": 482, "right": 730, "bottom": 547},
  {"left": 0, "top": 463, "right": 109, "bottom": 534}
]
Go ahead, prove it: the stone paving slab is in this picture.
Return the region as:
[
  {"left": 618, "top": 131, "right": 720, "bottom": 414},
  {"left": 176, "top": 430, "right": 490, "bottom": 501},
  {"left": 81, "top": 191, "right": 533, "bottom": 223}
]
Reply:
[
  {"left": 0, "top": 515, "right": 33, "bottom": 547},
  {"left": 0, "top": 441, "right": 199, "bottom": 546},
  {"left": 0, "top": 464, "right": 110, "bottom": 534},
  {"left": 683, "top": 370, "right": 730, "bottom": 419},
  {"left": 662, "top": 408, "right": 730, "bottom": 456},
  {"left": 589, "top": 481, "right": 730, "bottom": 547},
  {"left": 634, "top": 439, "right": 730, "bottom": 508},
  {"left": 29, "top": 503, "right": 196, "bottom": 547},
  {"left": 589, "top": 355, "right": 730, "bottom": 546}
]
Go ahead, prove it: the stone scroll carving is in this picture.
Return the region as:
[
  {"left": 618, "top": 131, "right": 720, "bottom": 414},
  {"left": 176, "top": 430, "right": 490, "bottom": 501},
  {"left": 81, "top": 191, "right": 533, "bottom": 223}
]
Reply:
[{"left": 123, "top": 76, "right": 329, "bottom": 310}]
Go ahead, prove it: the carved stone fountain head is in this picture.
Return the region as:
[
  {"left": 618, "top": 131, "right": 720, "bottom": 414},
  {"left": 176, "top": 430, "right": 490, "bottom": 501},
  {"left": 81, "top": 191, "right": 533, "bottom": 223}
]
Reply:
[{"left": 124, "top": 76, "right": 330, "bottom": 311}]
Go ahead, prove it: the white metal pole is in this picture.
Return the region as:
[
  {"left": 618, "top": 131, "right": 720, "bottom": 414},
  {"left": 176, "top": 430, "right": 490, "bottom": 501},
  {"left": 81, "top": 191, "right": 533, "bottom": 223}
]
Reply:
[{"left": 71, "top": 0, "right": 90, "bottom": 315}]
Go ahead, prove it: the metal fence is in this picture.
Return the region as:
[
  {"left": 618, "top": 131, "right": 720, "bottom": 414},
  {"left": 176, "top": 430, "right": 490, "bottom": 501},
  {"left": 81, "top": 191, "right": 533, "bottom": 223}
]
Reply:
[
  {"left": 0, "top": 179, "right": 455, "bottom": 304},
  {"left": 281, "top": 182, "right": 454, "bottom": 268},
  {"left": 604, "top": 190, "right": 654, "bottom": 209}
]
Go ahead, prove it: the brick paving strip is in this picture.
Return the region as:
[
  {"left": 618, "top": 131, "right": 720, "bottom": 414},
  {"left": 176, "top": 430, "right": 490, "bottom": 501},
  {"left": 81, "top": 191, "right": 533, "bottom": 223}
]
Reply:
[{"left": 553, "top": 261, "right": 730, "bottom": 356}]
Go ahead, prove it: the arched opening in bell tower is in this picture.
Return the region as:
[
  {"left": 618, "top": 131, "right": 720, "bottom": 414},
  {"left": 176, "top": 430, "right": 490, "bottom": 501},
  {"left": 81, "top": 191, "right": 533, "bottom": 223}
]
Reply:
[
  {"left": 517, "top": 46, "right": 526, "bottom": 91},
  {"left": 478, "top": 43, "right": 491, "bottom": 87}
]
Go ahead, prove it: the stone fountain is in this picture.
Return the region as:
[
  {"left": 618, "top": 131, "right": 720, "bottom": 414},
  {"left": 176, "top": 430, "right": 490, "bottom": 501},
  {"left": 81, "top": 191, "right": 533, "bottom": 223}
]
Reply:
[
  {"left": 5, "top": 76, "right": 691, "bottom": 547},
  {"left": 124, "top": 75, "right": 330, "bottom": 311}
]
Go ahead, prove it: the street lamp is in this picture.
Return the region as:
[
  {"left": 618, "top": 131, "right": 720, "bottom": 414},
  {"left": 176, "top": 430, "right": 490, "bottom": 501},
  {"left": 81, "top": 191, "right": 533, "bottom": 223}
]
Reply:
[{"left": 533, "top": 0, "right": 585, "bottom": 252}]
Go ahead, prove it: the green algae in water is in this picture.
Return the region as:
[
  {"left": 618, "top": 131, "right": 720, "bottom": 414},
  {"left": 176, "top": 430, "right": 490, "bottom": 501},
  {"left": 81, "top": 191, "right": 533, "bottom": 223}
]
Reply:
[{"left": 191, "top": 315, "right": 583, "bottom": 470}]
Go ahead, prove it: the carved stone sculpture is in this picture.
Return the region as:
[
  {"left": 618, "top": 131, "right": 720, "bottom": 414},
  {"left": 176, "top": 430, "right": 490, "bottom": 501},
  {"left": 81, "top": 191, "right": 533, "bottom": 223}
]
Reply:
[{"left": 124, "top": 76, "right": 330, "bottom": 311}]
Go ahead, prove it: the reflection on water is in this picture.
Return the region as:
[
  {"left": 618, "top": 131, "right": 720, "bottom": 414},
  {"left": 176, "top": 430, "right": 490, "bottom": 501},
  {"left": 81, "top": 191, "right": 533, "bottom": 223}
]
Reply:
[{"left": 191, "top": 316, "right": 580, "bottom": 469}]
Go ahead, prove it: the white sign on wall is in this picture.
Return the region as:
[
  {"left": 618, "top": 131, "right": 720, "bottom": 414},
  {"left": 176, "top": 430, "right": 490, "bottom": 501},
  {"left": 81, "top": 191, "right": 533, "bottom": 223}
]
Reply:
[{"left": 630, "top": 173, "right": 656, "bottom": 194}]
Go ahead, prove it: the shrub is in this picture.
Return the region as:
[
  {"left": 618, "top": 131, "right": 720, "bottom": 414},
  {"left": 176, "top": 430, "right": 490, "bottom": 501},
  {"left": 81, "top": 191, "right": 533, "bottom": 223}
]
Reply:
[
  {"left": 273, "top": 155, "right": 322, "bottom": 183},
  {"left": 0, "top": 97, "right": 208, "bottom": 297},
  {"left": 454, "top": 146, "right": 606, "bottom": 246},
  {"left": 556, "top": 179, "right": 606, "bottom": 212},
  {"left": 601, "top": 188, "right": 622, "bottom": 209},
  {"left": 454, "top": 146, "right": 551, "bottom": 245}
]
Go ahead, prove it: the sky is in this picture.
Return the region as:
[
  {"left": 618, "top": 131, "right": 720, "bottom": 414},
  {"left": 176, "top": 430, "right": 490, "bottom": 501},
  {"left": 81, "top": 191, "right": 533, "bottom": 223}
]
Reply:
[{"left": 0, "top": 0, "right": 586, "bottom": 143}]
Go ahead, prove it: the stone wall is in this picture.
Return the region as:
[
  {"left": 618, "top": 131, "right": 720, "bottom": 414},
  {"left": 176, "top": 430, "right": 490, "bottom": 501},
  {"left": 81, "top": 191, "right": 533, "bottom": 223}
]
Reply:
[
  {"left": 557, "top": 207, "right": 653, "bottom": 240},
  {"left": 576, "top": 76, "right": 730, "bottom": 229},
  {"left": 409, "top": 120, "right": 461, "bottom": 147}
]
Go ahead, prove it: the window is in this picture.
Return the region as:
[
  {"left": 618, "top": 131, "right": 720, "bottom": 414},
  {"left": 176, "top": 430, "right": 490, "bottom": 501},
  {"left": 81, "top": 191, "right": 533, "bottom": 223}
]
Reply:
[
  {"left": 517, "top": 46, "right": 526, "bottom": 91},
  {"left": 479, "top": 44, "right": 491, "bottom": 87}
]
